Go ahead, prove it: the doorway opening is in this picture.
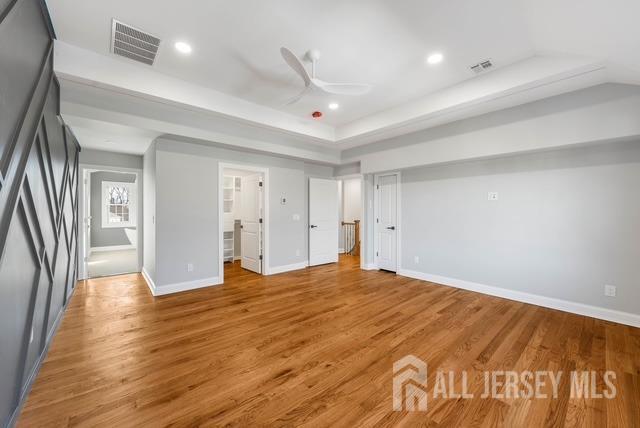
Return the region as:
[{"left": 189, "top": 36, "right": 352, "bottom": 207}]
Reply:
[
  {"left": 338, "top": 176, "right": 362, "bottom": 265},
  {"left": 219, "top": 164, "right": 268, "bottom": 282},
  {"left": 80, "top": 166, "right": 141, "bottom": 278}
]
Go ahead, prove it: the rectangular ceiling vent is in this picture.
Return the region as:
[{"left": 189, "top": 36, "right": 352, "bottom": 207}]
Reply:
[
  {"left": 470, "top": 59, "right": 493, "bottom": 74},
  {"left": 111, "top": 19, "right": 160, "bottom": 66}
]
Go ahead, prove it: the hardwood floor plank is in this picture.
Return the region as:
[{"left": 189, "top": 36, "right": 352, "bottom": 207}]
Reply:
[{"left": 17, "top": 257, "right": 640, "bottom": 427}]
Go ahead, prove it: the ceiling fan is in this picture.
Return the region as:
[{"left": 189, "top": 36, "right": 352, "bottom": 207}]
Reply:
[{"left": 280, "top": 47, "right": 371, "bottom": 105}]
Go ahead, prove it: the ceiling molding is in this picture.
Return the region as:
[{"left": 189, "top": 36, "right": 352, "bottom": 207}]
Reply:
[{"left": 54, "top": 41, "right": 336, "bottom": 142}]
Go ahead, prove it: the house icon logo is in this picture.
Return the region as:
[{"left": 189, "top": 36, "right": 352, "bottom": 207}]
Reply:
[{"left": 393, "top": 355, "right": 428, "bottom": 411}]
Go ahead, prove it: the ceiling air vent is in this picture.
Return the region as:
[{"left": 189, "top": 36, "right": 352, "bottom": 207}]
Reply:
[
  {"left": 470, "top": 59, "right": 494, "bottom": 74},
  {"left": 111, "top": 19, "right": 160, "bottom": 66}
]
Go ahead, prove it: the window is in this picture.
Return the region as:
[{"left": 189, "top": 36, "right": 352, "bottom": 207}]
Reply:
[{"left": 102, "top": 181, "right": 136, "bottom": 228}]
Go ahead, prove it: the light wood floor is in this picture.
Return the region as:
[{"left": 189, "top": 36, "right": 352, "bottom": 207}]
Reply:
[{"left": 18, "top": 256, "right": 640, "bottom": 427}]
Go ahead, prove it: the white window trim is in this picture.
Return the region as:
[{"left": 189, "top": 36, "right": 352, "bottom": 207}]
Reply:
[{"left": 101, "top": 180, "right": 136, "bottom": 228}]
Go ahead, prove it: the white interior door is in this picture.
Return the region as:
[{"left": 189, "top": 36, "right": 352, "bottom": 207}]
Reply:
[
  {"left": 376, "top": 174, "right": 398, "bottom": 272},
  {"left": 240, "top": 174, "right": 263, "bottom": 273},
  {"left": 309, "top": 178, "right": 339, "bottom": 266}
]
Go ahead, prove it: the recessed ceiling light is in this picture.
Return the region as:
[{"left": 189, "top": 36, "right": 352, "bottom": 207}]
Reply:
[
  {"left": 328, "top": 102, "right": 339, "bottom": 110},
  {"left": 426, "top": 52, "right": 444, "bottom": 65},
  {"left": 175, "top": 41, "right": 192, "bottom": 54}
]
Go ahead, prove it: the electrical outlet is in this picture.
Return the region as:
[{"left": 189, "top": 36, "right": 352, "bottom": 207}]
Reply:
[
  {"left": 295, "top": 249, "right": 300, "bottom": 257},
  {"left": 187, "top": 263, "right": 194, "bottom": 272},
  {"left": 604, "top": 284, "right": 616, "bottom": 297},
  {"left": 414, "top": 256, "right": 420, "bottom": 264},
  {"left": 292, "top": 214, "right": 300, "bottom": 221},
  {"left": 488, "top": 192, "right": 499, "bottom": 201}
]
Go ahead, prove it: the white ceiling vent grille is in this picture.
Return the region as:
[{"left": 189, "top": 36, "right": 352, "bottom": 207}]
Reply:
[
  {"left": 470, "top": 59, "right": 494, "bottom": 74},
  {"left": 111, "top": 19, "right": 160, "bottom": 66}
]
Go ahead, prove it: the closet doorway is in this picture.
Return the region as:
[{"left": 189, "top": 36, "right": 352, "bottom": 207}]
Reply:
[{"left": 219, "top": 164, "right": 269, "bottom": 281}]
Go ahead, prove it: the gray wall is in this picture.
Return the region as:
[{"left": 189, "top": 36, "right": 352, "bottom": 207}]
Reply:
[
  {"left": 0, "top": 0, "right": 80, "bottom": 425},
  {"left": 90, "top": 171, "right": 136, "bottom": 248},
  {"left": 79, "top": 148, "right": 143, "bottom": 170},
  {"left": 401, "top": 141, "right": 640, "bottom": 315},
  {"left": 143, "top": 142, "right": 156, "bottom": 282},
  {"left": 150, "top": 138, "right": 333, "bottom": 288},
  {"left": 344, "top": 84, "right": 640, "bottom": 173}
]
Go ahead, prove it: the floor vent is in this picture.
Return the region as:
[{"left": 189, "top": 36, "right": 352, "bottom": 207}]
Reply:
[
  {"left": 111, "top": 19, "right": 160, "bottom": 66},
  {"left": 470, "top": 59, "right": 494, "bottom": 74}
]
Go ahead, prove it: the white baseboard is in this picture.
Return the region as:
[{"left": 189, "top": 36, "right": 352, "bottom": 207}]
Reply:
[
  {"left": 141, "top": 267, "right": 157, "bottom": 295},
  {"left": 361, "top": 263, "right": 378, "bottom": 271},
  {"left": 90, "top": 244, "right": 135, "bottom": 253},
  {"left": 338, "top": 248, "right": 345, "bottom": 254},
  {"left": 267, "top": 261, "right": 309, "bottom": 275},
  {"left": 397, "top": 269, "right": 640, "bottom": 328},
  {"left": 142, "top": 268, "right": 221, "bottom": 296}
]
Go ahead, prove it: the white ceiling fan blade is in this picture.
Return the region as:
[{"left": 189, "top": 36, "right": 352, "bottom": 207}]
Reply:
[
  {"left": 285, "top": 86, "right": 311, "bottom": 105},
  {"left": 312, "top": 79, "right": 371, "bottom": 95},
  {"left": 280, "top": 47, "right": 311, "bottom": 86}
]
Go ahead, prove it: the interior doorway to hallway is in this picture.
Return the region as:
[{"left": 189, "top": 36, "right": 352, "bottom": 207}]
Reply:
[
  {"left": 79, "top": 165, "right": 142, "bottom": 279},
  {"left": 338, "top": 176, "right": 363, "bottom": 264}
]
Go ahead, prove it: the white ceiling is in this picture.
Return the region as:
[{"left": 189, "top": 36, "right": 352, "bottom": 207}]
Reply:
[
  {"left": 46, "top": 0, "right": 640, "bottom": 158},
  {"left": 46, "top": 0, "right": 534, "bottom": 126},
  {"left": 64, "top": 116, "right": 161, "bottom": 154}
]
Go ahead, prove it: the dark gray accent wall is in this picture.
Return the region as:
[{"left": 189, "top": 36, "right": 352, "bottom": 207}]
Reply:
[
  {"left": 0, "top": 0, "right": 80, "bottom": 426},
  {"left": 90, "top": 171, "right": 136, "bottom": 247}
]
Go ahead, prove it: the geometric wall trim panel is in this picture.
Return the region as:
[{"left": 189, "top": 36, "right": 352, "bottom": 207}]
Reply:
[{"left": 0, "top": 0, "right": 80, "bottom": 425}]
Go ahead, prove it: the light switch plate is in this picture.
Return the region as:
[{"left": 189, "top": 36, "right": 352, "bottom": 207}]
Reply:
[
  {"left": 488, "top": 192, "right": 499, "bottom": 201},
  {"left": 604, "top": 284, "right": 616, "bottom": 297}
]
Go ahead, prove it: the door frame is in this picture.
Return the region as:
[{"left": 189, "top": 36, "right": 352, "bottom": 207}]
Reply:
[
  {"left": 373, "top": 171, "right": 401, "bottom": 272},
  {"left": 218, "top": 162, "right": 270, "bottom": 283},
  {"left": 335, "top": 173, "right": 366, "bottom": 270},
  {"left": 77, "top": 163, "right": 143, "bottom": 280}
]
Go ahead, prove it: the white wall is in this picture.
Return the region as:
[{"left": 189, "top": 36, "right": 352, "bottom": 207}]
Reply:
[
  {"left": 151, "top": 138, "right": 333, "bottom": 289},
  {"left": 399, "top": 141, "right": 640, "bottom": 318},
  {"left": 342, "top": 178, "right": 362, "bottom": 222}
]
